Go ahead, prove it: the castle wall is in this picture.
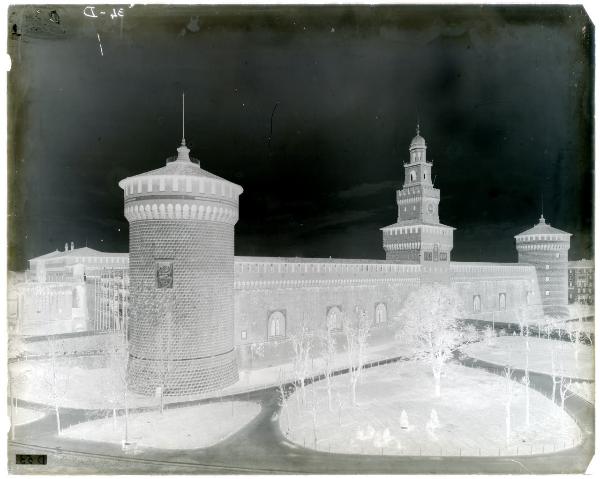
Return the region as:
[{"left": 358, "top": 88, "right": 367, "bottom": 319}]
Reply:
[
  {"left": 450, "top": 262, "right": 544, "bottom": 325},
  {"left": 233, "top": 257, "right": 421, "bottom": 367}
]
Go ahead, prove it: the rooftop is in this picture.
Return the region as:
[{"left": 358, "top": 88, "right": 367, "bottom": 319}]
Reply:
[
  {"left": 515, "top": 215, "right": 571, "bottom": 238},
  {"left": 30, "top": 246, "right": 128, "bottom": 262}
]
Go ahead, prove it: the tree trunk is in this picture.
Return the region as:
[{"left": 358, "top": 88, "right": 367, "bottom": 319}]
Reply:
[
  {"left": 433, "top": 370, "right": 441, "bottom": 398},
  {"left": 326, "top": 373, "right": 333, "bottom": 412},
  {"left": 10, "top": 394, "right": 15, "bottom": 441},
  {"left": 55, "top": 403, "right": 61, "bottom": 436},
  {"left": 505, "top": 402, "right": 511, "bottom": 447},
  {"left": 124, "top": 391, "right": 129, "bottom": 443}
]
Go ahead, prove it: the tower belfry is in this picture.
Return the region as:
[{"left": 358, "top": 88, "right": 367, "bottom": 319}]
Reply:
[{"left": 381, "top": 126, "right": 454, "bottom": 280}]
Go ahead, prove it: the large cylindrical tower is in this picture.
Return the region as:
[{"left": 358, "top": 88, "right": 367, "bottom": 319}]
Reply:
[
  {"left": 515, "top": 215, "right": 571, "bottom": 318},
  {"left": 119, "top": 136, "right": 243, "bottom": 396}
]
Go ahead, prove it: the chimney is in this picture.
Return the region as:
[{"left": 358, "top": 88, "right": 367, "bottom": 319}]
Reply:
[
  {"left": 71, "top": 241, "right": 74, "bottom": 251},
  {"left": 65, "top": 242, "right": 68, "bottom": 252}
]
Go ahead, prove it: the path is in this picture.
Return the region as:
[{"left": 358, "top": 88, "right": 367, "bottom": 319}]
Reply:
[{"left": 9, "top": 348, "right": 595, "bottom": 474}]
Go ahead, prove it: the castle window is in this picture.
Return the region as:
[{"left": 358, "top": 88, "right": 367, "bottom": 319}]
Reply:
[
  {"left": 499, "top": 293, "right": 506, "bottom": 310},
  {"left": 545, "top": 290, "right": 550, "bottom": 296},
  {"left": 424, "top": 252, "right": 433, "bottom": 261},
  {"left": 268, "top": 311, "right": 286, "bottom": 339},
  {"left": 440, "top": 252, "right": 448, "bottom": 261},
  {"left": 545, "top": 265, "right": 550, "bottom": 270},
  {"left": 410, "top": 171, "right": 416, "bottom": 182},
  {"left": 556, "top": 253, "right": 560, "bottom": 259},
  {"left": 545, "top": 277, "right": 549, "bottom": 282},
  {"left": 473, "top": 295, "right": 481, "bottom": 312},
  {"left": 375, "top": 303, "right": 387, "bottom": 324},
  {"left": 241, "top": 330, "right": 247, "bottom": 340},
  {"left": 327, "top": 306, "right": 343, "bottom": 330}
]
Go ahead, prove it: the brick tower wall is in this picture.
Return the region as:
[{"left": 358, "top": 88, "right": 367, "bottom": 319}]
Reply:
[
  {"left": 517, "top": 244, "right": 570, "bottom": 317},
  {"left": 128, "top": 219, "right": 237, "bottom": 395}
]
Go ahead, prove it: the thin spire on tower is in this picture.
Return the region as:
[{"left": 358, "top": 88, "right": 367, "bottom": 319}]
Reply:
[
  {"left": 539, "top": 192, "right": 546, "bottom": 223},
  {"left": 175, "top": 91, "right": 191, "bottom": 162},
  {"left": 181, "top": 91, "right": 186, "bottom": 146}
]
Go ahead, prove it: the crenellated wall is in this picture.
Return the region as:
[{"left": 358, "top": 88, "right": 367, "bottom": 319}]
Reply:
[
  {"left": 449, "top": 262, "right": 544, "bottom": 324},
  {"left": 233, "top": 257, "right": 421, "bottom": 365}
]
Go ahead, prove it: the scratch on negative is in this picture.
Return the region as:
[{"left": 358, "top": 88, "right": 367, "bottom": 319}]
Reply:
[{"left": 97, "top": 33, "right": 104, "bottom": 56}]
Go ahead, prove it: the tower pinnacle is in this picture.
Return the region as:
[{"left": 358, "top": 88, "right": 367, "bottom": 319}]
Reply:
[
  {"left": 181, "top": 92, "right": 186, "bottom": 147},
  {"left": 176, "top": 92, "right": 191, "bottom": 162}
]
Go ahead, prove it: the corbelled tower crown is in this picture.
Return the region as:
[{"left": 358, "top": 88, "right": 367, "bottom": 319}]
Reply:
[
  {"left": 382, "top": 124, "right": 454, "bottom": 281},
  {"left": 119, "top": 95, "right": 243, "bottom": 395}
]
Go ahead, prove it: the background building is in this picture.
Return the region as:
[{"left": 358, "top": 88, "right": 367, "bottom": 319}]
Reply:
[
  {"left": 568, "top": 259, "right": 594, "bottom": 305},
  {"left": 10, "top": 245, "right": 128, "bottom": 336}
]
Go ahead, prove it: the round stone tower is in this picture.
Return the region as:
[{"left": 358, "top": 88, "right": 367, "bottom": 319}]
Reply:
[
  {"left": 515, "top": 215, "right": 571, "bottom": 317},
  {"left": 118, "top": 116, "right": 243, "bottom": 396}
]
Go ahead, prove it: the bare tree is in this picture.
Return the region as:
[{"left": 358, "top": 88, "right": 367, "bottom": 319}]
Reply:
[
  {"left": 550, "top": 347, "right": 560, "bottom": 404},
  {"left": 523, "top": 323, "right": 531, "bottom": 428},
  {"left": 317, "top": 314, "right": 338, "bottom": 411},
  {"left": 288, "top": 314, "right": 316, "bottom": 406},
  {"left": 342, "top": 306, "right": 372, "bottom": 406},
  {"left": 277, "top": 369, "right": 291, "bottom": 436},
  {"left": 45, "top": 337, "right": 70, "bottom": 435},
  {"left": 483, "top": 325, "right": 496, "bottom": 346},
  {"left": 559, "top": 375, "right": 575, "bottom": 413},
  {"left": 396, "top": 283, "right": 465, "bottom": 398},
  {"left": 544, "top": 315, "right": 558, "bottom": 340},
  {"left": 503, "top": 365, "right": 515, "bottom": 447}
]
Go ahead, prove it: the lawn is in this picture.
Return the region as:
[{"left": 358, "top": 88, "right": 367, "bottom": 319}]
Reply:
[
  {"left": 279, "top": 360, "right": 581, "bottom": 456},
  {"left": 9, "top": 337, "right": 415, "bottom": 410},
  {"left": 461, "top": 336, "right": 593, "bottom": 380},
  {"left": 61, "top": 401, "right": 261, "bottom": 450},
  {"left": 10, "top": 407, "right": 46, "bottom": 426}
]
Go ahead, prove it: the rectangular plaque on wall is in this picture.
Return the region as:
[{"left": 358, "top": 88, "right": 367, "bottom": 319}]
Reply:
[{"left": 156, "top": 260, "right": 174, "bottom": 288}]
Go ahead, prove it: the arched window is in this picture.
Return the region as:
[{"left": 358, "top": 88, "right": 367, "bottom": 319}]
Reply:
[
  {"left": 526, "top": 291, "right": 533, "bottom": 305},
  {"left": 375, "top": 303, "right": 387, "bottom": 324},
  {"left": 268, "top": 311, "right": 285, "bottom": 339},
  {"left": 499, "top": 293, "right": 506, "bottom": 311},
  {"left": 410, "top": 171, "right": 416, "bottom": 182},
  {"left": 326, "top": 306, "right": 343, "bottom": 330},
  {"left": 473, "top": 295, "right": 481, "bottom": 313}
]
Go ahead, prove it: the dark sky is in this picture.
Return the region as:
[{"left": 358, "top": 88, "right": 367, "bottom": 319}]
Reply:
[{"left": 8, "top": 5, "right": 594, "bottom": 271}]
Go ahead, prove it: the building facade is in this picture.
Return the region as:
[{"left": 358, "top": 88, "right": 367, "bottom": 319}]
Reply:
[
  {"left": 11, "top": 245, "right": 128, "bottom": 335},
  {"left": 568, "top": 259, "right": 594, "bottom": 305},
  {"left": 17, "top": 126, "right": 570, "bottom": 396}
]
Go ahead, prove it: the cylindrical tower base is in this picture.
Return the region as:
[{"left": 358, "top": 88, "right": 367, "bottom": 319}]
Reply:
[{"left": 127, "top": 349, "right": 238, "bottom": 396}]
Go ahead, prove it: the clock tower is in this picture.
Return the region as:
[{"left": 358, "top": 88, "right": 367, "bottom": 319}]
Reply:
[{"left": 381, "top": 125, "right": 454, "bottom": 281}]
